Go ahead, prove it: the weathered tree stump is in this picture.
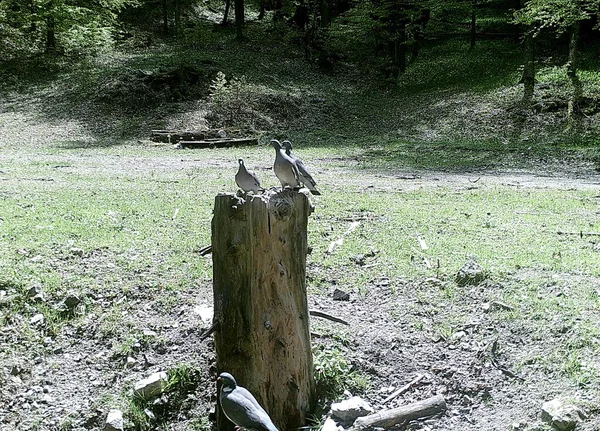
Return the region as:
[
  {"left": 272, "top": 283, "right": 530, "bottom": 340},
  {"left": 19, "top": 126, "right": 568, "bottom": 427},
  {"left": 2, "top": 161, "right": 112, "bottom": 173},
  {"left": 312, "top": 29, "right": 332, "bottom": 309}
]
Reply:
[{"left": 212, "top": 189, "right": 316, "bottom": 431}]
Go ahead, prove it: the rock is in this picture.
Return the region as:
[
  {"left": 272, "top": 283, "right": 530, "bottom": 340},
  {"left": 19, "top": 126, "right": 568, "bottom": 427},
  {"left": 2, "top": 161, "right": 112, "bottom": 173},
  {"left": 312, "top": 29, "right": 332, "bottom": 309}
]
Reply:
[
  {"left": 63, "top": 294, "right": 81, "bottom": 310},
  {"left": 142, "top": 329, "right": 157, "bottom": 337},
  {"left": 70, "top": 247, "right": 84, "bottom": 257},
  {"left": 134, "top": 371, "right": 168, "bottom": 400},
  {"left": 541, "top": 398, "right": 585, "bottom": 431},
  {"left": 27, "top": 285, "right": 42, "bottom": 298},
  {"left": 126, "top": 357, "right": 136, "bottom": 368},
  {"left": 508, "top": 420, "right": 528, "bottom": 431},
  {"left": 322, "top": 417, "right": 340, "bottom": 431},
  {"left": 193, "top": 305, "right": 214, "bottom": 324},
  {"left": 455, "top": 257, "right": 486, "bottom": 286},
  {"left": 331, "top": 396, "right": 374, "bottom": 423},
  {"left": 332, "top": 288, "right": 350, "bottom": 301},
  {"left": 30, "top": 314, "right": 45, "bottom": 325},
  {"left": 104, "top": 409, "right": 124, "bottom": 431}
]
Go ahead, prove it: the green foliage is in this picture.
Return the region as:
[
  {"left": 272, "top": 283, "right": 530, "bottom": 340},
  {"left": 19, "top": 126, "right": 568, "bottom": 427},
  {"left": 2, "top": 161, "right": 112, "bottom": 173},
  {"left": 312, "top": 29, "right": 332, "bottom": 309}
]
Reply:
[
  {"left": 313, "top": 345, "right": 369, "bottom": 400},
  {"left": 514, "top": 0, "right": 600, "bottom": 34},
  {"left": 0, "top": 0, "right": 137, "bottom": 57}
]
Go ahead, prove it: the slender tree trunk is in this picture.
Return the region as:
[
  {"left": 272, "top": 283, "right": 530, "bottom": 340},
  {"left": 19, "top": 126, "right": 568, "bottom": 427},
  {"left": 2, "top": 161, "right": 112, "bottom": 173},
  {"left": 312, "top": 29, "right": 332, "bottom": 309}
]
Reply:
[
  {"left": 519, "top": 0, "right": 534, "bottom": 104},
  {"left": 258, "top": 0, "right": 265, "bottom": 20},
  {"left": 162, "top": 0, "right": 169, "bottom": 34},
  {"left": 521, "top": 30, "right": 535, "bottom": 104},
  {"left": 470, "top": 2, "right": 476, "bottom": 49},
  {"left": 398, "top": 26, "right": 407, "bottom": 74},
  {"left": 234, "top": 0, "right": 244, "bottom": 39},
  {"left": 45, "top": 15, "right": 56, "bottom": 53},
  {"left": 30, "top": 0, "right": 37, "bottom": 32},
  {"left": 223, "top": 0, "right": 231, "bottom": 24},
  {"left": 320, "top": 0, "right": 330, "bottom": 27},
  {"left": 567, "top": 21, "right": 582, "bottom": 118},
  {"left": 174, "top": 0, "right": 180, "bottom": 34}
]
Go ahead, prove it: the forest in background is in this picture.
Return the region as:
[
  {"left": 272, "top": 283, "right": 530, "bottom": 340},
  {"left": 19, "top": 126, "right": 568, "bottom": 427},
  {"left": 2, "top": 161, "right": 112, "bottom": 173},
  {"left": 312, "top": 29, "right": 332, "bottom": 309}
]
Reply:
[{"left": 2, "top": 0, "right": 600, "bottom": 106}]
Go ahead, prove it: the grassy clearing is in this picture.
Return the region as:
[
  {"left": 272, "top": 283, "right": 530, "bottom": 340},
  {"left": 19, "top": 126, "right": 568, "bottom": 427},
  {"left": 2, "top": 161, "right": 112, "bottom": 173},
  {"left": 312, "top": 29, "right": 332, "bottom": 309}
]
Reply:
[{"left": 2, "top": 20, "right": 600, "bottom": 428}]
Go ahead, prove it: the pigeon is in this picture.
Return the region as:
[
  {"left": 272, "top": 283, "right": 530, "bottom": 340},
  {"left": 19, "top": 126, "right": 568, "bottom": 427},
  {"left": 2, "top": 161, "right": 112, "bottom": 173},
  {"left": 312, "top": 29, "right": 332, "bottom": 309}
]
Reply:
[
  {"left": 270, "top": 139, "right": 300, "bottom": 189},
  {"left": 218, "top": 372, "right": 279, "bottom": 431},
  {"left": 235, "top": 159, "right": 264, "bottom": 193},
  {"left": 281, "top": 140, "right": 321, "bottom": 196}
]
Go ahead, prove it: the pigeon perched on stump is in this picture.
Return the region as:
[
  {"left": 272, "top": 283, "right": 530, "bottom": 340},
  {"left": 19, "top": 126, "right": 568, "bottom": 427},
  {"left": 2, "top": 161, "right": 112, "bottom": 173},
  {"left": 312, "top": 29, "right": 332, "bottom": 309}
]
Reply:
[
  {"left": 218, "top": 372, "right": 279, "bottom": 431},
  {"left": 235, "top": 159, "right": 264, "bottom": 193},
  {"left": 270, "top": 139, "right": 301, "bottom": 189},
  {"left": 281, "top": 140, "right": 321, "bottom": 195}
]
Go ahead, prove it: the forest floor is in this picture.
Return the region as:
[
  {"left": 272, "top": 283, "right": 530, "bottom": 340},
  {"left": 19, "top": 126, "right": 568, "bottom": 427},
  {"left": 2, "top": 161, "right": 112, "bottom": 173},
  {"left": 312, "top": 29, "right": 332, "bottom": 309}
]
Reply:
[{"left": 1, "top": 26, "right": 600, "bottom": 431}]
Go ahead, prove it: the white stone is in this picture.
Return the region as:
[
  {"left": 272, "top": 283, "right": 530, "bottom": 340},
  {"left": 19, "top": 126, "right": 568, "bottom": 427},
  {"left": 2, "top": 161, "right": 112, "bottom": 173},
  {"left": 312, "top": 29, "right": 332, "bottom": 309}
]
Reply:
[
  {"left": 30, "top": 314, "right": 45, "bottom": 325},
  {"left": 105, "top": 409, "right": 124, "bottom": 431},
  {"left": 134, "top": 371, "right": 168, "bottom": 400},
  {"left": 321, "top": 417, "right": 338, "bottom": 431},
  {"left": 193, "top": 305, "right": 214, "bottom": 324},
  {"left": 331, "top": 396, "right": 374, "bottom": 423},
  {"left": 542, "top": 398, "right": 585, "bottom": 431}
]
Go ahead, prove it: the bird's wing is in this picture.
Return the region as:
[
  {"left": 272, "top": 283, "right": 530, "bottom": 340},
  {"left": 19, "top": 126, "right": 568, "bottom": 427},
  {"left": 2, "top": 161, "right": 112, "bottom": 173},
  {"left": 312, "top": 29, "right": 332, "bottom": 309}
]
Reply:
[
  {"left": 248, "top": 170, "right": 262, "bottom": 188},
  {"left": 221, "top": 387, "right": 277, "bottom": 431}
]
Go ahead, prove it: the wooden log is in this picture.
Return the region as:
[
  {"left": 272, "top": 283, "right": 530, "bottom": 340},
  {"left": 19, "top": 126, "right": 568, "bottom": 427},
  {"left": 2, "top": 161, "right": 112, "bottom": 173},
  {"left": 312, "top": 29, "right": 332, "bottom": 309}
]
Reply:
[
  {"left": 151, "top": 129, "right": 207, "bottom": 142},
  {"left": 179, "top": 138, "right": 258, "bottom": 148},
  {"left": 352, "top": 395, "right": 447, "bottom": 430},
  {"left": 212, "top": 190, "right": 316, "bottom": 431}
]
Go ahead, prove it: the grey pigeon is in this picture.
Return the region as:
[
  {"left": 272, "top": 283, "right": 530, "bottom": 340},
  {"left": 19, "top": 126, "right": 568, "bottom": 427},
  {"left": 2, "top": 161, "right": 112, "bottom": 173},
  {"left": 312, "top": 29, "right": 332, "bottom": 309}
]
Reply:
[
  {"left": 281, "top": 140, "right": 321, "bottom": 195},
  {"left": 235, "top": 159, "right": 264, "bottom": 193},
  {"left": 218, "top": 372, "right": 279, "bottom": 431},
  {"left": 270, "top": 139, "right": 300, "bottom": 189}
]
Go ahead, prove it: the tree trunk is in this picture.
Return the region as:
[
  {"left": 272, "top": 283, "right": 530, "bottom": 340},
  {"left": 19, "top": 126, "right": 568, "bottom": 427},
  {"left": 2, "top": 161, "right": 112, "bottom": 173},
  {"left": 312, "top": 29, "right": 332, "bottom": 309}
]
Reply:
[
  {"left": 320, "top": 0, "right": 331, "bottom": 27},
  {"left": 234, "top": 0, "right": 244, "bottom": 39},
  {"left": 45, "top": 14, "right": 56, "bottom": 53},
  {"left": 567, "top": 20, "right": 582, "bottom": 118},
  {"left": 162, "top": 0, "right": 169, "bottom": 34},
  {"left": 174, "top": 0, "right": 181, "bottom": 34},
  {"left": 258, "top": 0, "right": 265, "bottom": 20},
  {"left": 470, "top": 1, "right": 476, "bottom": 49},
  {"left": 212, "top": 190, "right": 316, "bottom": 431},
  {"left": 223, "top": 0, "right": 231, "bottom": 25},
  {"left": 521, "top": 29, "right": 535, "bottom": 104}
]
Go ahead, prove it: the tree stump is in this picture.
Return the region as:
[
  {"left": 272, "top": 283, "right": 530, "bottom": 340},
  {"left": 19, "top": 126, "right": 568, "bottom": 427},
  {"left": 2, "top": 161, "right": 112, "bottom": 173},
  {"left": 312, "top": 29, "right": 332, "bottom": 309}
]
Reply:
[{"left": 212, "top": 189, "right": 316, "bottom": 431}]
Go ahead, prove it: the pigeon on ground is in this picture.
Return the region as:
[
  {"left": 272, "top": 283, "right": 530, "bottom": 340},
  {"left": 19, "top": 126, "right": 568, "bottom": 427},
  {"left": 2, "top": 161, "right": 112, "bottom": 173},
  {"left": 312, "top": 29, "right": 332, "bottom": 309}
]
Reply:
[
  {"left": 281, "top": 140, "right": 321, "bottom": 195},
  {"left": 270, "top": 139, "right": 300, "bottom": 189},
  {"left": 218, "top": 372, "right": 279, "bottom": 431},
  {"left": 235, "top": 159, "right": 264, "bottom": 193}
]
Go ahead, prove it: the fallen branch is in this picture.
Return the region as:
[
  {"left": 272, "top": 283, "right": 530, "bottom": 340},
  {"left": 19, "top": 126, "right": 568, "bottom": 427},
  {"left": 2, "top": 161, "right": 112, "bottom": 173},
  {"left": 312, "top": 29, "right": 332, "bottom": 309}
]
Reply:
[
  {"left": 557, "top": 230, "right": 600, "bottom": 237},
  {"left": 309, "top": 309, "right": 349, "bottom": 326},
  {"left": 352, "top": 395, "right": 447, "bottom": 430},
  {"left": 199, "top": 322, "right": 218, "bottom": 342},
  {"left": 197, "top": 245, "right": 212, "bottom": 256},
  {"left": 490, "top": 357, "right": 525, "bottom": 381},
  {"left": 382, "top": 374, "right": 425, "bottom": 405},
  {"left": 327, "top": 221, "right": 361, "bottom": 254}
]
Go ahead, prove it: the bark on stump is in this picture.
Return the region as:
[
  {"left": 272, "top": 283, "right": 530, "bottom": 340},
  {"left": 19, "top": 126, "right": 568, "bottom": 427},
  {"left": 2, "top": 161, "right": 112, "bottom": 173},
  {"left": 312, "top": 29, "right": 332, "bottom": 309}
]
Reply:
[{"left": 212, "top": 189, "right": 316, "bottom": 431}]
